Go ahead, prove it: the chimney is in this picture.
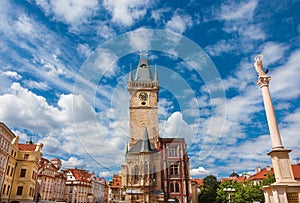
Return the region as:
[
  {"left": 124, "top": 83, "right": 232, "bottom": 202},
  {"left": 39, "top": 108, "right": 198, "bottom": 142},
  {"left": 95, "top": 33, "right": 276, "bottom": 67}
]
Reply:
[{"left": 255, "top": 166, "right": 261, "bottom": 173}]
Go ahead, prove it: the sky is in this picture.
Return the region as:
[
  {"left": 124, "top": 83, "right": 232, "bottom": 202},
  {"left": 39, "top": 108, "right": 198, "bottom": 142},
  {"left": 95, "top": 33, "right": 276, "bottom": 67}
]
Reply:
[{"left": 0, "top": 0, "right": 300, "bottom": 180}]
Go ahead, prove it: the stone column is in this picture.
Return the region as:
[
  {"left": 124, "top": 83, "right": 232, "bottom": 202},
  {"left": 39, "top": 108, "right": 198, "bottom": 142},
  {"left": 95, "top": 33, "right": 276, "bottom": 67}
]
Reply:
[
  {"left": 257, "top": 76, "right": 283, "bottom": 149},
  {"left": 254, "top": 55, "right": 300, "bottom": 203}
]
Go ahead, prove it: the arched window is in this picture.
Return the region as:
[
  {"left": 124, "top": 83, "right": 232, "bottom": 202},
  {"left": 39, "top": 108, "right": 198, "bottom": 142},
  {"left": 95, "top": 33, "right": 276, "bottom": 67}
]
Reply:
[
  {"left": 134, "top": 166, "right": 139, "bottom": 181},
  {"left": 175, "top": 182, "right": 180, "bottom": 193},
  {"left": 170, "top": 183, "right": 175, "bottom": 193},
  {"left": 170, "top": 182, "right": 180, "bottom": 193}
]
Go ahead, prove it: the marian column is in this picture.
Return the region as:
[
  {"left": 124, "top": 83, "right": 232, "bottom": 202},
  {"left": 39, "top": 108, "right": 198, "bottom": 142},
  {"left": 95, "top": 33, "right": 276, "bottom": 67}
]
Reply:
[{"left": 254, "top": 55, "right": 299, "bottom": 203}]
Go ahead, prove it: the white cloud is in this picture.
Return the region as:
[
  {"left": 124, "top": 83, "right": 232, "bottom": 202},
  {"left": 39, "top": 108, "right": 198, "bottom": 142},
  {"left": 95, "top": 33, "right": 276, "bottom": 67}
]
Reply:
[
  {"left": 62, "top": 157, "right": 85, "bottom": 168},
  {"left": 207, "top": 0, "right": 265, "bottom": 56},
  {"left": 190, "top": 166, "right": 209, "bottom": 176},
  {"left": 260, "top": 42, "right": 289, "bottom": 65},
  {"left": 166, "top": 13, "right": 193, "bottom": 34},
  {"left": 159, "top": 112, "right": 196, "bottom": 143},
  {"left": 24, "top": 80, "right": 49, "bottom": 90},
  {"left": 77, "top": 44, "right": 93, "bottom": 58},
  {"left": 35, "top": 0, "right": 98, "bottom": 26},
  {"left": 2, "top": 71, "right": 22, "bottom": 80},
  {"left": 205, "top": 39, "right": 236, "bottom": 56},
  {"left": 151, "top": 8, "right": 171, "bottom": 23},
  {"left": 219, "top": 0, "right": 258, "bottom": 21},
  {"left": 128, "top": 27, "right": 154, "bottom": 51},
  {"left": 270, "top": 49, "right": 300, "bottom": 100},
  {"left": 99, "top": 171, "right": 112, "bottom": 178},
  {"left": 103, "top": 0, "right": 151, "bottom": 26}
]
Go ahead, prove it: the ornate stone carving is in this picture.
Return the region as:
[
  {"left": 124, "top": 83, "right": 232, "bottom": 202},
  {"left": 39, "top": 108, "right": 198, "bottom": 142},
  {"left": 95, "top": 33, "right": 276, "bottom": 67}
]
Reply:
[{"left": 257, "top": 76, "right": 271, "bottom": 88}]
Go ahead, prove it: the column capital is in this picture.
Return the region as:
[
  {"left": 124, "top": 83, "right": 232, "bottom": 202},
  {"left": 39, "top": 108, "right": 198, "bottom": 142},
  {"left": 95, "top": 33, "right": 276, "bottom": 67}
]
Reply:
[{"left": 257, "top": 76, "right": 271, "bottom": 88}]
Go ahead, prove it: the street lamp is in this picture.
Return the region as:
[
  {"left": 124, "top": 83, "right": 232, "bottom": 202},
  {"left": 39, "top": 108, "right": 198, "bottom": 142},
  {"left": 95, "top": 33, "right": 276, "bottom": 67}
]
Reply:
[{"left": 223, "top": 188, "right": 235, "bottom": 203}]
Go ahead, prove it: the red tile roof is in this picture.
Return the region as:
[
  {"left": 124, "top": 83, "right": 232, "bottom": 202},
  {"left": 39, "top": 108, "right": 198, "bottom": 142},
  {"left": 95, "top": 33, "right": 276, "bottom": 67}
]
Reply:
[
  {"left": 292, "top": 165, "right": 300, "bottom": 179},
  {"left": 18, "top": 144, "right": 37, "bottom": 151},
  {"left": 192, "top": 178, "right": 203, "bottom": 186},
  {"left": 248, "top": 167, "right": 274, "bottom": 181},
  {"left": 69, "top": 168, "right": 93, "bottom": 182}
]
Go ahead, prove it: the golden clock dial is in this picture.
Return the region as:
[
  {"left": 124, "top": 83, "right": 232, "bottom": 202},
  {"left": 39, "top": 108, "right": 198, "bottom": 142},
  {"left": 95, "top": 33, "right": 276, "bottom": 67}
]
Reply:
[{"left": 138, "top": 92, "right": 148, "bottom": 101}]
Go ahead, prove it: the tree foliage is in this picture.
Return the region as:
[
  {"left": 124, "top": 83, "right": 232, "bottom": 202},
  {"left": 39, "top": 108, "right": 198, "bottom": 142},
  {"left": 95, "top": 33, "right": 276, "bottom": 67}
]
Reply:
[
  {"left": 216, "top": 180, "right": 265, "bottom": 203},
  {"left": 198, "top": 175, "right": 220, "bottom": 203},
  {"left": 199, "top": 174, "right": 276, "bottom": 203}
]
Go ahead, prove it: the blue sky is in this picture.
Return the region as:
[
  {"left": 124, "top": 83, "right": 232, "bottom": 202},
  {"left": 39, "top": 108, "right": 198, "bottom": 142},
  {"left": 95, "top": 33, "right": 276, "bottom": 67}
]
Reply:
[{"left": 0, "top": 0, "right": 300, "bottom": 179}]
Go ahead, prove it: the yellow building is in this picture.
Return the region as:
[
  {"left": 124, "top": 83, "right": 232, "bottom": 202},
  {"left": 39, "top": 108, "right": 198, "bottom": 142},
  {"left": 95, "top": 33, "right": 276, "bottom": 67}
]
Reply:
[
  {"left": 0, "top": 122, "right": 16, "bottom": 201},
  {"left": 2, "top": 136, "right": 43, "bottom": 203}
]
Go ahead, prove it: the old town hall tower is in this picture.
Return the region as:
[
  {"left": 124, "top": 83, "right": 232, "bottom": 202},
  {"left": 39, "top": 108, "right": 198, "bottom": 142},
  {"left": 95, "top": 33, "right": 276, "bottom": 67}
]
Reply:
[
  {"left": 127, "top": 52, "right": 159, "bottom": 148},
  {"left": 121, "top": 52, "right": 192, "bottom": 203}
]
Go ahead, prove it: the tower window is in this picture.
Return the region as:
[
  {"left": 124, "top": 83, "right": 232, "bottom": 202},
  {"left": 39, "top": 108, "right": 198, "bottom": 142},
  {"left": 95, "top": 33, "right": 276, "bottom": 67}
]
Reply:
[
  {"left": 168, "top": 145, "right": 179, "bottom": 157},
  {"left": 170, "top": 182, "right": 180, "bottom": 193},
  {"left": 169, "top": 164, "right": 179, "bottom": 176}
]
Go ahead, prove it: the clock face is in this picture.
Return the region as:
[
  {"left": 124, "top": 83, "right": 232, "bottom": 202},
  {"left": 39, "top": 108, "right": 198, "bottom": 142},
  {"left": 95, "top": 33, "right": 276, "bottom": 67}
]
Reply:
[{"left": 138, "top": 92, "right": 148, "bottom": 101}]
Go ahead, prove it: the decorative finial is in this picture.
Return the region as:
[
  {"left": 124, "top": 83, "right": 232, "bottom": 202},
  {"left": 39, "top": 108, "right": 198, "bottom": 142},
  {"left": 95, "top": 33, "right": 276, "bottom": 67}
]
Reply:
[
  {"left": 154, "top": 64, "right": 158, "bottom": 81},
  {"left": 139, "top": 50, "right": 148, "bottom": 59},
  {"left": 254, "top": 54, "right": 268, "bottom": 77},
  {"left": 128, "top": 63, "right": 133, "bottom": 81}
]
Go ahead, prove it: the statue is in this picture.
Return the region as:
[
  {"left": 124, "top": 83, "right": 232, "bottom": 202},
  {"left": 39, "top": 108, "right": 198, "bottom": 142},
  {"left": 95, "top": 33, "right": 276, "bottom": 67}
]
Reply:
[{"left": 254, "top": 54, "right": 268, "bottom": 77}]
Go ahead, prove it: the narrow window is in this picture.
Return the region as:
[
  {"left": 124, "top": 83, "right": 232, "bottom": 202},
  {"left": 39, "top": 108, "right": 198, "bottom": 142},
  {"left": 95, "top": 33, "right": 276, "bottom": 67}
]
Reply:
[
  {"left": 2, "top": 184, "right": 6, "bottom": 195},
  {"left": 175, "top": 183, "right": 180, "bottom": 193},
  {"left": 20, "top": 169, "right": 26, "bottom": 177},
  {"left": 168, "top": 145, "right": 179, "bottom": 157},
  {"left": 6, "top": 166, "right": 10, "bottom": 175},
  {"left": 24, "top": 154, "right": 29, "bottom": 160},
  {"left": 6, "top": 186, "right": 10, "bottom": 195},
  {"left": 17, "top": 186, "right": 23, "bottom": 195},
  {"left": 10, "top": 167, "right": 14, "bottom": 176}
]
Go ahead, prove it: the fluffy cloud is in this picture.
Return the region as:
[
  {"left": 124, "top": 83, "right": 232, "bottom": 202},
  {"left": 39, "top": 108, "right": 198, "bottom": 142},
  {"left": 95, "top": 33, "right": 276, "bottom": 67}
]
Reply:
[
  {"left": 205, "top": 0, "right": 265, "bottom": 56},
  {"left": 159, "top": 112, "right": 197, "bottom": 143},
  {"left": 61, "top": 157, "right": 85, "bottom": 168},
  {"left": 103, "top": 0, "right": 152, "bottom": 26},
  {"left": 166, "top": 13, "right": 193, "bottom": 34},
  {"left": 190, "top": 166, "right": 209, "bottom": 176},
  {"left": 34, "top": 0, "right": 98, "bottom": 26}
]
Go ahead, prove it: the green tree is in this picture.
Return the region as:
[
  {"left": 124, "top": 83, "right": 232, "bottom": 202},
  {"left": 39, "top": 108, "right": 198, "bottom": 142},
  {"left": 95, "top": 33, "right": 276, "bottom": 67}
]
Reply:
[
  {"left": 198, "top": 175, "right": 220, "bottom": 203},
  {"left": 216, "top": 180, "right": 265, "bottom": 203},
  {"left": 261, "top": 174, "right": 275, "bottom": 186}
]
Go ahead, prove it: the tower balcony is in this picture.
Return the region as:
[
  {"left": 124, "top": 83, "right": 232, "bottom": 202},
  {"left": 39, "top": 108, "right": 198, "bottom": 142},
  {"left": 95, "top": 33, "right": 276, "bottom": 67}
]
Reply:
[{"left": 128, "top": 81, "right": 159, "bottom": 90}]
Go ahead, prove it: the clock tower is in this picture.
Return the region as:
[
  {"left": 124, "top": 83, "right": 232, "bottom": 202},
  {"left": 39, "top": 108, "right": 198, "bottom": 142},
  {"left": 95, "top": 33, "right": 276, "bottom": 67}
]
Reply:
[{"left": 127, "top": 51, "right": 159, "bottom": 147}]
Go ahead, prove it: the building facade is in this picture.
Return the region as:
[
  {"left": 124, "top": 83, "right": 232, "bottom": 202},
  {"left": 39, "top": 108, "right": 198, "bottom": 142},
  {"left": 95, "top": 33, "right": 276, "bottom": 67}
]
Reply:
[
  {"left": 2, "top": 136, "right": 43, "bottom": 203},
  {"left": 120, "top": 53, "right": 193, "bottom": 203},
  {"left": 0, "top": 122, "right": 16, "bottom": 200},
  {"left": 64, "top": 168, "right": 105, "bottom": 203},
  {"left": 37, "top": 157, "right": 66, "bottom": 202},
  {"left": 108, "top": 174, "right": 122, "bottom": 203}
]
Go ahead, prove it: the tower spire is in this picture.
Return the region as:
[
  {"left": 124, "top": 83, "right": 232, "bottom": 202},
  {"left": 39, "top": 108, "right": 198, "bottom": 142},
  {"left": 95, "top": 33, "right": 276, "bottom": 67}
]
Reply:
[
  {"left": 154, "top": 64, "right": 158, "bottom": 81},
  {"left": 134, "top": 50, "right": 152, "bottom": 81},
  {"left": 140, "top": 128, "right": 151, "bottom": 153},
  {"left": 128, "top": 63, "right": 133, "bottom": 82}
]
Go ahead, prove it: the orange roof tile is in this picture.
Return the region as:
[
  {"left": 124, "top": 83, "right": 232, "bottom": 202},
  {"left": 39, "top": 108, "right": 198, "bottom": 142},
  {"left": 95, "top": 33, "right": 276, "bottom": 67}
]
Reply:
[
  {"left": 248, "top": 167, "right": 274, "bottom": 181},
  {"left": 292, "top": 164, "right": 300, "bottom": 179},
  {"left": 69, "top": 168, "right": 93, "bottom": 182},
  {"left": 18, "top": 144, "right": 37, "bottom": 151},
  {"left": 192, "top": 178, "right": 203, "bottom": 186}
]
